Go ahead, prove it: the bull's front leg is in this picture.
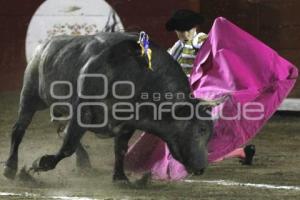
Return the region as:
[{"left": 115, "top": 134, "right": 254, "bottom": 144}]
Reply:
[
  {"left": 31, "top": 117, "right": 85, "bottom": 172},
  {"left": 56, "top": 122, "right": 92, "bottom": 170},
  {"left": 113, "top": 127, "right": 134, "bottom": 182}
]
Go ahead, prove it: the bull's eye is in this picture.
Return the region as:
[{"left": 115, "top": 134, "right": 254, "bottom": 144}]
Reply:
[
  {"left": 200, "top": 127, "right": 206, "bottom": 132},
  {"left": 198, "top": 127, "right": 207, "bottom": 136}
]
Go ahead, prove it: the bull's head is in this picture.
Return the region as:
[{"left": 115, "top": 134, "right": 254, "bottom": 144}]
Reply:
[
  {"left": 166, "top": 116, "right": 212, "bottom": 175},
  {"left": 164, "top": 96, "right": 227, "bottom": 175}
]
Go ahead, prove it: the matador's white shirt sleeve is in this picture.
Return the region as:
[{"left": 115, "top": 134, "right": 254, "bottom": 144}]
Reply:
[{"left": 192, "top": 32, "right": 208, "bottom": 49}]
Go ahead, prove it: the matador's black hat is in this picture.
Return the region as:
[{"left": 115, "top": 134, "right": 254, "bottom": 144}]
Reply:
[{"left": 165, "top": 9, "right": 205, "bottom": 31}]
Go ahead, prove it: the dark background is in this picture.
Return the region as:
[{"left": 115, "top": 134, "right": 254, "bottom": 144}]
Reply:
[{"left": 0, "top": 0, "right": 299, "bottom": 97}]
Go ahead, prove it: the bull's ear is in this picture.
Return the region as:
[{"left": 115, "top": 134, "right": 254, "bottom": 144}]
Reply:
[{"left": 198, "top": 94, "right": 229, "bottom": 108}]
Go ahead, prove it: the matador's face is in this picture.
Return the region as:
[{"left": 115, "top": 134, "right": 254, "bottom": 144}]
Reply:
[{"left": 175, "top": 27, "right": 197, "bottom": 42}]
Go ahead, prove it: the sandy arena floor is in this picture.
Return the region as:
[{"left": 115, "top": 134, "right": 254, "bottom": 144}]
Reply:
[{"left": 0, "top": 91, "right": 299, "bottom": 200}]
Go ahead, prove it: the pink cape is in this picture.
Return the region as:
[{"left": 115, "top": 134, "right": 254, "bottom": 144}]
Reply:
[{"left": 124, "top": 17, "right": 298, "bottom": 180}]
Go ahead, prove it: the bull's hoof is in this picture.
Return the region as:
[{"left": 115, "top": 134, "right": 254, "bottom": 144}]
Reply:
[
  {"left": 113, "top": 173, "right": 130, "bottom": 184},
  {"left": 3, "top": 165, "right": 17, "bottom": 180},
  {"left": 76, "top": 158, "right": 92, "bottom": 170},
  {"left": 194, "top": 169, "right": 205, "bottom": 175},
  {"left": 132, "top": 172, "right": 151, "bottom": 188},
  {"left": 32, "top": 155, "right": 57, "bottom": 172}
]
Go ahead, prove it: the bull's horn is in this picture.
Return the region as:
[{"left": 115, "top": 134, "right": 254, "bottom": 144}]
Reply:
[{"left": 198, "top": 94, "right": 230, "bottom": 107}]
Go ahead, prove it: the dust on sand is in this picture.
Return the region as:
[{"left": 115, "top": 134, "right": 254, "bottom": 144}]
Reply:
[{"left": 0, "top": 91, "right": 299, "bottom": 200}]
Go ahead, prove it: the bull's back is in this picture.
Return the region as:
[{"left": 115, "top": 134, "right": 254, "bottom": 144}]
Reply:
[{"left": 37, "top": 32, "right": 137, "bottom": 106}]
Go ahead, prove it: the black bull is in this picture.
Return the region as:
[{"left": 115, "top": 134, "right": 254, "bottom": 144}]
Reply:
[{"left": 3, "top": 32, "right": 221, "bottom": 181}]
